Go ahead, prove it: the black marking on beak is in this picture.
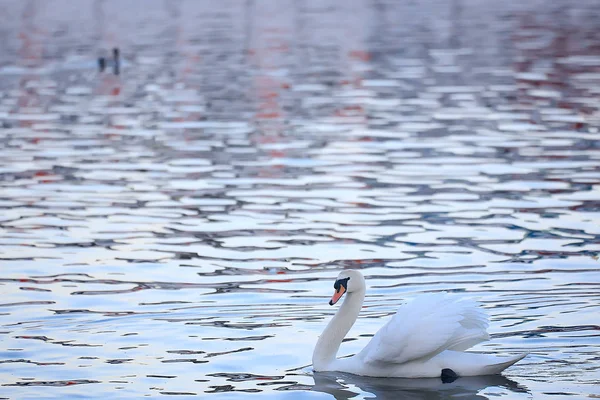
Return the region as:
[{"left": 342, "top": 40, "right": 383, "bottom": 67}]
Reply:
[
  {"left": 333, "top": 277, "right": 350, "bottom": 292},
  {"left": 329, "top": 277, "right": 351, "bottom": 305}
]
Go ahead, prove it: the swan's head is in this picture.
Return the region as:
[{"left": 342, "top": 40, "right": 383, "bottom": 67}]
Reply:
[{"left": 329, "top": 270, "right": 366, "bottom": 306}]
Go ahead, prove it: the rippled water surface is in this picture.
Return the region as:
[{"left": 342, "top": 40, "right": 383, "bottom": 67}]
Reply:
[{"left": 1, "top": 0, "right": 600, "bottom": 398}]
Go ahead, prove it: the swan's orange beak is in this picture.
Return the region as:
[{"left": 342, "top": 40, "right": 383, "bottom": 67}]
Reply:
[{"left": 329, "top": 286, "right": 346, "bottom": 306}]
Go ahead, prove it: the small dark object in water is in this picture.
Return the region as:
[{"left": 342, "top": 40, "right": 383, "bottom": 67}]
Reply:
[
  {"left": 441, "top": 368, "right": 458, "bottom": 383},
  {"left": 98, "top": 57, "right": 106, "bottom": 72},
  {"left": 98, "top": 48, "right": 120, "bottom": 74},
  {"left": 112, "top": 47, "right": 120, "bottom": 75}
]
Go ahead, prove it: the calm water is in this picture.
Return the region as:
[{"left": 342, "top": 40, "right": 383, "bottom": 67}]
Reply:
[{"left": 1, "top": 0, "right": 600, "bottom": 398}]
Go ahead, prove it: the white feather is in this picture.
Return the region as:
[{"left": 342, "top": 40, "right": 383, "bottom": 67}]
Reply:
[{"left": 360, "top": 293, "right": 489, "bottom": 365}]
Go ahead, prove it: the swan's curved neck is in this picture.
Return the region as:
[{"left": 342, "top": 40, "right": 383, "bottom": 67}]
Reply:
[{"left": 312, "top": 289, "right": 365, "bottom": 370}]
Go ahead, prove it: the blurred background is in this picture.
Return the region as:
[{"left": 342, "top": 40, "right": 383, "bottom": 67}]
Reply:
[{"left": 0, "top": 0, "right": 599, "bottom": 399}]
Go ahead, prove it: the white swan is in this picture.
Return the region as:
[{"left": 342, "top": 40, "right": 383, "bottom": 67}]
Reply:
[{"left": 312, "top": 270, "right": 527, "bottom": 378}]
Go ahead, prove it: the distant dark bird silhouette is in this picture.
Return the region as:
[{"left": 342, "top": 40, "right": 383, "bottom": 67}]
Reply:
[
  {"left": 98, "top": 57, "right": 106, "bottom": 72},
  {"left": 112, "top": 47, "right": 120, "bottom": 75},
  {"left": 98, "top": 47, "right": 120, "bottom": 75}
]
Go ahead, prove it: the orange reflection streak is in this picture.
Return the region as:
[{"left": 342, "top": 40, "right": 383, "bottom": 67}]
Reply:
[
  {"left": 248, "top": 2, "right": 290, "bottom": 129},
  {"left": 512, "top": 10, "right": 600, "bottom": 128},
  {"left": 17, "top": 0, "right": 43, "bottom": 129},
  {"left": 94, "top": 0, "right": 122, "bottom": 104}
]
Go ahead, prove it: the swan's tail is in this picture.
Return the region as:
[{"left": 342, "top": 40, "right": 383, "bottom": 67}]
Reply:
[
  {"left": 443, "top": 351, "right": 528, "bottom": 377},
  {"left": 480, "top": 353, "right": 528, "bottom": 375}
]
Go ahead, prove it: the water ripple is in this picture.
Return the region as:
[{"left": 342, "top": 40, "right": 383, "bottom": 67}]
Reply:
[{"left": 1, "top": 0, "right": 600, "bottom": 398}]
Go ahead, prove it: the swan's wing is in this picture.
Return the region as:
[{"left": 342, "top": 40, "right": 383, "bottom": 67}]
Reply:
[{"left": 360, "top": 293, "right": 489, "bottom": 365}]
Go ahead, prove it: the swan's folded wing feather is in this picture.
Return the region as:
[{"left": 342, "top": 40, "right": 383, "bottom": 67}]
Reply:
[{"left": 360, "top": 293, "right": 489, "bottom": 365}]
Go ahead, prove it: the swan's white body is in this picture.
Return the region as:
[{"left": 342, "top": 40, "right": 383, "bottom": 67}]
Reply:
[{"left": 313, "top": 270, "right": 527, "bottom": 378}]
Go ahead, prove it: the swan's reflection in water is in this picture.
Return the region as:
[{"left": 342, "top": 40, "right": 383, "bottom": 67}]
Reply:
[{"left": 312, "top": 371, "right": 529, "bottom": 400}]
